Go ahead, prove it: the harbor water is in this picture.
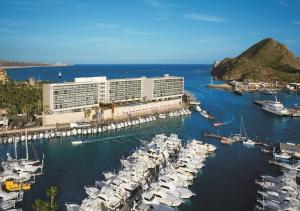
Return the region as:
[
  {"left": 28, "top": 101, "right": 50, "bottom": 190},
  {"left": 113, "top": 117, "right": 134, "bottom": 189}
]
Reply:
[{"left": 2, "top": 64, "right": 300, "bottom": 211}]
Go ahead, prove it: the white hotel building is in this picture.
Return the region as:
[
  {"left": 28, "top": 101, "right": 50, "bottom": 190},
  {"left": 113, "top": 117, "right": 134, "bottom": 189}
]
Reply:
[{"left": 42, "top": 74, "right": 184, "bottom": 125}]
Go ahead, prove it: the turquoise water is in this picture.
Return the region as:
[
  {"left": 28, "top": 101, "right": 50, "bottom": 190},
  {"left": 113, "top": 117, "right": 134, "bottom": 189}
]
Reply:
[{"left": 3, "top": 65, "right": 300, "bottom": 210}]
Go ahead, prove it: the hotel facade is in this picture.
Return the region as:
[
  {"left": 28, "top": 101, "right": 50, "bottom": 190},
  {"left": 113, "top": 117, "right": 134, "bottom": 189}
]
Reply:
[{"left": 42, "top": 74, "right": 184, "bottom": 125}]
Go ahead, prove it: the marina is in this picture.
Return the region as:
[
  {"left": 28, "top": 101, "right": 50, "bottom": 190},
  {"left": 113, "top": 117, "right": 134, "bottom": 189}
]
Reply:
[
  {"left": 0, "top": 134, "right": 44, "bottom": 210},
  {"left": 65, "top": 134, "right": 216, "bottom": 210},
  {"left": 1, "top": 0, "right": 300, "bottom": 210},
  {"left": 255, "top": 161, "right": 300, "bottom": 210},
  {"left": 0, "top": 64, "right": 299, "bottom": 211},
  {"left": 0, "top": 109, "right": 191, "bottom": 144}
]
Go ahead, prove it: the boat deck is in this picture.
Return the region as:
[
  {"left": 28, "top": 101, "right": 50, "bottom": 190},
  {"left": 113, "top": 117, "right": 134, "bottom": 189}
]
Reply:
[{"left": 253, "top": 100, "right": 300, "bottom": 117}]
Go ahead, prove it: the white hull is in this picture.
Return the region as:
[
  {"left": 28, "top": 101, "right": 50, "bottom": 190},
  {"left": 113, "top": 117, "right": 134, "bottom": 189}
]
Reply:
[
  {"left": 72, "top": 141, "right": 83, "bottom": 145},
  {"left": 262, "top": 106, "right": 289, "bottom": 116}
]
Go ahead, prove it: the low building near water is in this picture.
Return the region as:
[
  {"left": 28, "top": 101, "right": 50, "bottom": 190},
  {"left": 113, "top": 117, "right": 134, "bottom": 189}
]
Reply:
[{"left": 42, "top": 74, "right": 184, "bottom": 125}]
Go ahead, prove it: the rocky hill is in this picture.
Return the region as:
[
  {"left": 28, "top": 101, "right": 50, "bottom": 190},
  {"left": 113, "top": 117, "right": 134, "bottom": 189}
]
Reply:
[{"left": 211, "top": 38, "right": 300, "bottom": 82}]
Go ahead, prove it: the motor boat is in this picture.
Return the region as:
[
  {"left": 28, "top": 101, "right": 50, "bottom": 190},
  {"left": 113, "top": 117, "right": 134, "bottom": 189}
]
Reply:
[
  {"left": 274, "top": 153, "right": 291, "bottom": 160},
  {"left": 243, "top": 139, "right": 256, "bottom": 146},
  {"left": 262, "top": 96, "right": 289, "bottom": 116},
  {"left": 72, "top": 140, "right": 83, "bottom": 145}
]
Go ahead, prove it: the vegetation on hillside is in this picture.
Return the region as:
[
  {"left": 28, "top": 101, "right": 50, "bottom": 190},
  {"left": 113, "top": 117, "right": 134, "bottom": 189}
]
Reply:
[
  {"left": 211, "top": 38, "right": 300, "bottom": 82},
  {"left": 0, "top": 80, "right": 43, "bottom": 116}
]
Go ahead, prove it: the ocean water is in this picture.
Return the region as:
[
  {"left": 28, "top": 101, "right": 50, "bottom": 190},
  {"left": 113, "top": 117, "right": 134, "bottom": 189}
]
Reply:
[{"left": 3, "top": 64, "right": 300, "bottom": 211}]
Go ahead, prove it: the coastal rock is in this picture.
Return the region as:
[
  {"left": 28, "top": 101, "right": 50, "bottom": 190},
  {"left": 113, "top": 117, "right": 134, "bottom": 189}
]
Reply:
[{"left": 211, "top": 38, "right": 300, "bottom": 82}]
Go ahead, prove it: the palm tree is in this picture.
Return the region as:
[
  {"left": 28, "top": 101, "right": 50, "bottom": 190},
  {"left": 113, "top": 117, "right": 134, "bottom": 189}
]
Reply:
[
  {"left": 32, "top": 198, "right": 44, "bottom": 211},
  {"left": 49, "top": 201, "right": 58, "bottom": 211},
  {"left": 42, "top": 201, "right": 50, "bottom": 211},
  {"left": 84, "top": 109, "right": 92, "bottom": 119},
  {"left": 46, "top": 186, "right": 59, "bottom": 210}
]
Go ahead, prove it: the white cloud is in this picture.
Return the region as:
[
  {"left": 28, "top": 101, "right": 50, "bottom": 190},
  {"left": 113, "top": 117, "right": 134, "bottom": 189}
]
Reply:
[
  {"left": 292, "top": 20, "right": 300, "bottom": 24},
  {"left": 183, "top": 13, "right": 227, "bottom": 23}
]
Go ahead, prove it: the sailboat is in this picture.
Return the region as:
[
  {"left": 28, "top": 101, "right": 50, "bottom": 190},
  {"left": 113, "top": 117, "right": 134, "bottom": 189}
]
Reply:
[
  {"left": 12, "top": 130, "right": 44, "bottom": 173},
  {"left": 230, "top": 116, "right": 255, "bottom": 145},
  {"left": 58, "top": 71, "right": 62, "bottom": 78},
  {"left": 240, "top": 117, "right": 256, "bottom": 146}
]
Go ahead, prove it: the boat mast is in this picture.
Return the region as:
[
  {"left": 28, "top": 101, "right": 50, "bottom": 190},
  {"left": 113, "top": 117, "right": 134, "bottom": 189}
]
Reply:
[
  {"left": 241, "top": 116, "right": 247, "bottom": 138},
  {"left": 25, "top": 129, "right": 29, "bottom": 161},
  {"left": 14, "top": 136, "right": 18, "bottom": 160},
  {"left": 240, "top": 116, "right": 243, "bottom": 135}
]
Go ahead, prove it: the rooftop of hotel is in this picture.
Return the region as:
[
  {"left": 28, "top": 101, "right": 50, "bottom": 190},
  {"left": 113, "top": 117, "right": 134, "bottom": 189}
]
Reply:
[{"left": 45, "top": 74, "right": 183, "bottom": 85}]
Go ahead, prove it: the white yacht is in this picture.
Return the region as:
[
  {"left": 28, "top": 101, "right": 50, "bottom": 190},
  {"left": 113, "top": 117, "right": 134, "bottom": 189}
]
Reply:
[
  {"left": 132, "top": 201, "right": 174, "bottom": 211},
  {"left": 142, "top": 190, "right": 183, "bottom": 207},
  {"left": 157, "top": 181, "right": 195, "bottom": 199},
  {"left": 243, "top": 139, "right": 256, "bottom": 146},
  {"left": 262, "top": 96, "right": 290, "bottom": 116},
  {"left": 274, "top": 152, "right": 291, "bottom": 160}
]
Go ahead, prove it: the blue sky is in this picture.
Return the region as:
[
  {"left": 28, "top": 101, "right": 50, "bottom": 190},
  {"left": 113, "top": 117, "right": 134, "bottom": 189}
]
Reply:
[{"left": 0, "top": 0, "right": 300, "bottom": 64}]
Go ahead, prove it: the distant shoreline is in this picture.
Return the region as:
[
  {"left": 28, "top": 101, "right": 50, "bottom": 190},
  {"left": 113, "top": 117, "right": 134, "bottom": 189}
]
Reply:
[{"left": 1, "top": 64, "right": 72, "bottom": 70}]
